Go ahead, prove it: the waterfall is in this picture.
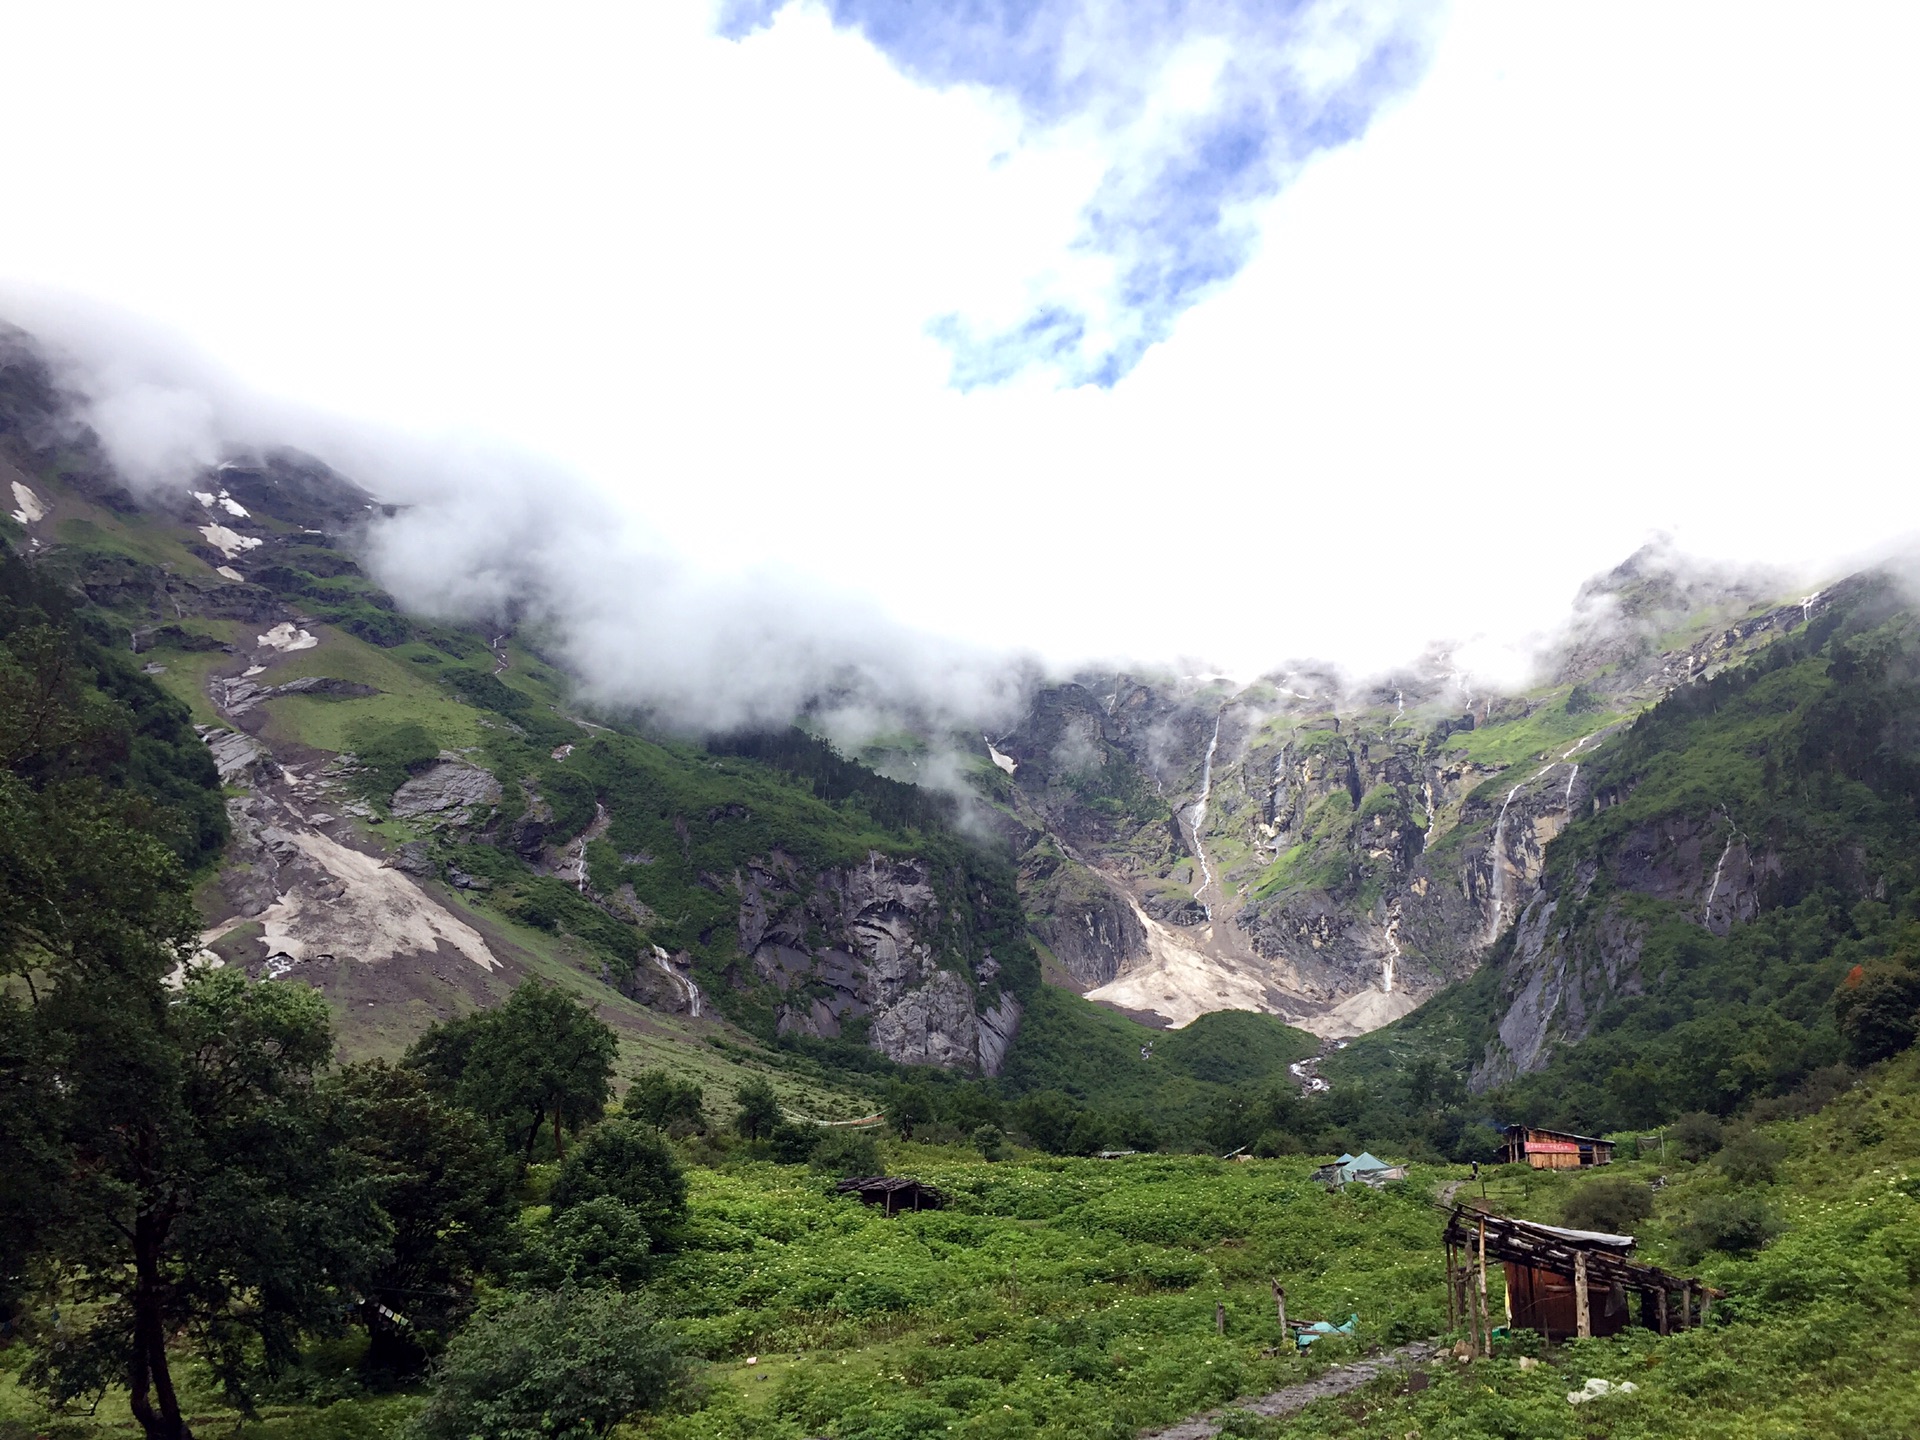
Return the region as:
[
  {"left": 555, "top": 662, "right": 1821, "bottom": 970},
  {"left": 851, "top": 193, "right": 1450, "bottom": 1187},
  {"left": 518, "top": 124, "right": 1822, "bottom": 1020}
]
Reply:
[
  {"left": 1704, "top": 836, "right": 1734, "bottom": 927},
  {"left": 652, "top": 944, "right": 701, "bottom": 1017},
  {"left": 1186, "top": 712, "right": 1224, "bottom": 919},
  {"left": 1800, "top": 591, "right": 1822, "bottom": 624},
  {"left": 1381, "top": 908, "right": 1402, "bottom": 994},
  {"left": 1485, "top": 782, "right": 1525, "bottom": 941},
  {"left": 1564, "top": 764, "right": 1579, "bottom": 804},
  {"left": 1422, "top": 780, "right": 1439, "bottom": 851}
]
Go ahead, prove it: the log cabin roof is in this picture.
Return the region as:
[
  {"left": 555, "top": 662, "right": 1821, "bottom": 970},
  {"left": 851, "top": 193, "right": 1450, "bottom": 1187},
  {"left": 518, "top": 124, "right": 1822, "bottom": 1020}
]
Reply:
[{"left": 1442, "top": 1206, "right": 1712, "bottom": 1296}]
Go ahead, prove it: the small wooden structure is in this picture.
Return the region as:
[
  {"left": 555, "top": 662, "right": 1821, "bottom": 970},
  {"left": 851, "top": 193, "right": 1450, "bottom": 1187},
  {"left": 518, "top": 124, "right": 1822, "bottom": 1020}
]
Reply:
[
  {"left": 1442, "top": 1206, "right": 1719, "bottom": 1352},
  {"left": 835, "top": 1175, "right": 946, "bottom": 1215},
  {"left": 1501, "top": 1125, "right": 1615, "bottom": 1169}
]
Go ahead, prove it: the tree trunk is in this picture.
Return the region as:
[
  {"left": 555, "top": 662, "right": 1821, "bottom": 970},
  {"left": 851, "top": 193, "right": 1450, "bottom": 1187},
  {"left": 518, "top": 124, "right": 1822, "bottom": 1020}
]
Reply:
[
  {"left": 553, "top": 1106, "right": 564, "bottom": 1158},
  {"left": 130, "top": 1215, "right": 192, "bottom": 1440}
]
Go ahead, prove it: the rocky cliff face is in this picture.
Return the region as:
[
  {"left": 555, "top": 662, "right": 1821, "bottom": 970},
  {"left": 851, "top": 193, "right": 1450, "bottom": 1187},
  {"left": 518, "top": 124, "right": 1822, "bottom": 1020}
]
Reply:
[
  {"left": 2, "top": 326, "right": 1027, "bottom": 1072},
  {"left": 996, "top": 552, "right": 1834, "bottom": 1040},
  {"left": 734, "top": 850, "right": 1021, "bottom": 1073}
]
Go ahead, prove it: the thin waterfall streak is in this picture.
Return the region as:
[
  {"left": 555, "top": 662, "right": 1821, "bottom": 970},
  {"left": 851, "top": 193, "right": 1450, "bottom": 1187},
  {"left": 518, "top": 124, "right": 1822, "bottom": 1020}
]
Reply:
[{"left": 1187, "top": 712, "right": 1224, "bottom": 919}]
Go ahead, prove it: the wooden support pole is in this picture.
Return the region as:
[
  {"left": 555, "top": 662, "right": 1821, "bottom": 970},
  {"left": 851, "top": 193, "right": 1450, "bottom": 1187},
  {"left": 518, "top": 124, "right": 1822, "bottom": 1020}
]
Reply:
[
  {"left": 1701, "top": 1290, "right": 1714, "bottom": 1326},
  {"left": 1477, "top": 1218, "right": 1491, "bottom": 1353},
  {"left": 1656, "top": 1286, "right": 1668, "bottom": 1337},
  {"left": 1272, "top": 1280, "right": 1288, "bottom": 1349},
  {"left": 1215, "top": 1302, "right": 1227, "bottom": 1336},
  {"left": 1445, "top": 1244, "right": 1457, "bottom": 1331},
  {"left": 1574, "top": 1250, "right": 1591, "bottom": 1340}
]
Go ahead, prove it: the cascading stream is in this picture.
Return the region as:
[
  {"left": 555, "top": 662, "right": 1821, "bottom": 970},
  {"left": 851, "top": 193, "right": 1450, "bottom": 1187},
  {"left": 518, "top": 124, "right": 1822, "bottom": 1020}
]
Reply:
[
  {"left": 652, "top": 944, "right": 701, "bottom": 1017},
  {"left": 1186, "top": 712, "right": 1224, "bottom": 920}
]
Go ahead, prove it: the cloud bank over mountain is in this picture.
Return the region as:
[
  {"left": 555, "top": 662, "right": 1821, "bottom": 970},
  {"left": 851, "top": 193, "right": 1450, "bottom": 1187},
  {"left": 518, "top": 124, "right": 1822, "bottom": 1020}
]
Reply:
[{"left": 0, "top": 4, "right": 1915, "bottom": 709}]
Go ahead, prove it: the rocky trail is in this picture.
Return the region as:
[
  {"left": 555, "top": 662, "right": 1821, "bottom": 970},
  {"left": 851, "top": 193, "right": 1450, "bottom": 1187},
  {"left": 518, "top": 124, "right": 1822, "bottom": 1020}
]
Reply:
[{"left": 1140, "top": 1340, "right": 1440, "bottom": 1439}]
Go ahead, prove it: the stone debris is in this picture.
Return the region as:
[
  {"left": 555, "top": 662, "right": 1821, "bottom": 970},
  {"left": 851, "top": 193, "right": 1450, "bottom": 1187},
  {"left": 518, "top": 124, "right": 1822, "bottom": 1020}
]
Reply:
[
  {"left": 200, "top": 726, "right": 267, "bottom": 782},
  {"left": 391, "top": 760, "right": 503, "bottom": 820}
]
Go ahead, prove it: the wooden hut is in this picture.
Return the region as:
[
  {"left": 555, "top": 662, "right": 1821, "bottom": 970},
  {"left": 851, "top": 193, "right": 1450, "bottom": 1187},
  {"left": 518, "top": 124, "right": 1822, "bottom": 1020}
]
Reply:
[
  {"left": 1501, "top": 1125, "right": 1615, "bottom": 1169},
  {"left": 835, "top": 1176, "right": 946, "bottom": 1215},
  {"left": 1442, "top": 1206, "right": 1719, "bottom": 1350}
]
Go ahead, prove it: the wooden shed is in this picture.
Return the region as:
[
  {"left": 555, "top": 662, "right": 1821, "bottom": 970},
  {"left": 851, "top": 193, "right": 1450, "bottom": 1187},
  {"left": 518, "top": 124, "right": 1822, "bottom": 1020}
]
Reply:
[
  {"left": 835, "top": 1176, "right": 946, "bottom": 1215},
  {"left": 1501, "top": 1125, "right": 1615, "bottom": 1169},
  {"left": 1443, "top": 1206, "right": 1719, "bottom": 1349}
]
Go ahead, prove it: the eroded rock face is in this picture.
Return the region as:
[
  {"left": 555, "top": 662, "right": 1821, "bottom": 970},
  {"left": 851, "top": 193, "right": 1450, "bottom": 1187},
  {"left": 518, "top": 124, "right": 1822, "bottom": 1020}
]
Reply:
[
  {"left": 1468, "top": 814, "right": 1783, "bottom": 1089},
  {"left": 731, "top": 850, "right": 1019, "bottom": 1073},
  {"left": 391, "top": 760, "right": 502, "bottom": 820}
]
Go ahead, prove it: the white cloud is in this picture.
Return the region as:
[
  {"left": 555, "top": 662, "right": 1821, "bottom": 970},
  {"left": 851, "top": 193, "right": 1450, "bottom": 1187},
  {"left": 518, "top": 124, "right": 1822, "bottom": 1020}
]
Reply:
[{"left": 0, "top": 0, "right": 1915, "bottom": 701}]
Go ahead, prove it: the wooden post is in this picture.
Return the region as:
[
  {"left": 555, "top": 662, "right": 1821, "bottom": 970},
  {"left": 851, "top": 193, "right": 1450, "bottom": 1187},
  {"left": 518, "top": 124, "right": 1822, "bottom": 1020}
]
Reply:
[
  {"left": 1272, "top": 1280, "right": 1288, "bottom": 1347},
  {"left": 1444, "top": 1244, "right": 1457, "bottom": 1331},
  {"left": 1701, "top": 1290, "right": 1714, "bottom": 1326},
  {"left": 1574, "top": 1251, "right": 1591, "bottom": 1340},
  {"left": 1655, "top": 1286, "right": 1668, "bottom": 1336},
  {"left": 1477, "top": 1218, "right": 1491, "bottom": 1353},
  {"left": 1215, "top": 1302, "right": 1226, "bottom": 1336}
]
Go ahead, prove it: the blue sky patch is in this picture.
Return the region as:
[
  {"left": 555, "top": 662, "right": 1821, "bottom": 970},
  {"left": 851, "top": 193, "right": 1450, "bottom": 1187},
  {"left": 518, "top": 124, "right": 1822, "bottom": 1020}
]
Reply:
[{"left": 718, "top": 0, "right": 1440, "bottom": 388}]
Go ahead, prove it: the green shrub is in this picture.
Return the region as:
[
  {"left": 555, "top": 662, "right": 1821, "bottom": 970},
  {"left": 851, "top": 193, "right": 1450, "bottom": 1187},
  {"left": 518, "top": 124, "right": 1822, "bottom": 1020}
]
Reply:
[
  {"left": 1674, "top": 1193, "right": 1782, "bottom": 1262},
  {"left": 767, "top": 1119, "right": 821, "bottom": 1164},
  {"left": 1717, "top": 1129, "right": 1788, "bottom": 1185},
  {"left": 972, "top": 1124, "right": 1006, "bottom": 1160},
  {"left": 406, "top": 1288, "right": 687, "bottom": 1440},
  {"left": 534, "top": 1197, "right": 654, "bottom": 1289},
  {"left": 1560, "top": 1175, "right": 1654, "bottom": 1233},
  {"left": 1670, "top": 1111, "right": 1725, "bottom": 1162},
  {"left": 549, "top": 1121, "right": 687, "bottom": 1248},
  {"left": 811, "top": 1129, "right": 883, "bottom": 1178}
]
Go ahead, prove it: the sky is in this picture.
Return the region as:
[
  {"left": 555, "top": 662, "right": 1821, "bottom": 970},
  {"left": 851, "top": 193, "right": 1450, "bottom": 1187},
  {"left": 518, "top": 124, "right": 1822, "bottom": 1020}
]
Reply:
[{"left": 3, "top": 1, "right": 1917, "bottom": 716}]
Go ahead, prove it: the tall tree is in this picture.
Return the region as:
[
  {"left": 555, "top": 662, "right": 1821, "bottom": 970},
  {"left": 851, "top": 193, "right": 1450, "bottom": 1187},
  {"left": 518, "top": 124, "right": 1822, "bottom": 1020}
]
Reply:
[
  {"left": 325, "top": 1061, "right": 517, "bottom": 1375},
  {"left": 732, "top": 1076, "right": 781, "bottom": 1142},
  {"left": 26, "top": 970, "right": 381, "bottom": 1439},
  {"left": 408, "top": 982, "right": 618, "bottom": 1161}
]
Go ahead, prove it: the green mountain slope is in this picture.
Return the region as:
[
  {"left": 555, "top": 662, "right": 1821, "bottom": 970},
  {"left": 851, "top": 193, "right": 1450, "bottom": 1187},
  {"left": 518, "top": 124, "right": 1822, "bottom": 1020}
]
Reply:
[{"left": 1328, "top": 571, "right": 1920, "bottom": 1138}]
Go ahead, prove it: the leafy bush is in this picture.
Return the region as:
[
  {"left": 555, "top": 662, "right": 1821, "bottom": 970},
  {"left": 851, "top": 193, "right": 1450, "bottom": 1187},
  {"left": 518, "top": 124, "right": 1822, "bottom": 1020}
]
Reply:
[
  {"left": 1560, "top": 1175, "right": 1654, "bottom": 1233},
  {"left": 1718, "top": 1129, "right": 1788, "bottom": 1185},
  {"left": 1674, "top": 1193, "right": 1783, "bottom": 1262},
  {"left": 407, "top": 1288, "right": 688, "bottom": 1440},
  {"left": 627, "top": 1069, "right": 705, "bottom": 1136},
  {"left": 972, "top": 1124, "right": 1006, "bottom": 1160},
  {"left": 733, "top": 1077, "right": 781, "bottom": 1141},
  {"left": 549, "top": 1121, "right": 687, "bottom": 1248},
  {"left": 767, "top": 1119, "right": 822, "bottom": 1164},
  {"left": 534, "top": 1196, "right": 654, "bottom": 1289},
  {"left": 809, "top": 1129, "right": 883, "bottom": 1178},
  {"left": 1670, "top": 1111, "right": 1725, "bottom": 1162},
  {"left": 1835, "top": 964, "right": 1920, "bottom": 1065}
]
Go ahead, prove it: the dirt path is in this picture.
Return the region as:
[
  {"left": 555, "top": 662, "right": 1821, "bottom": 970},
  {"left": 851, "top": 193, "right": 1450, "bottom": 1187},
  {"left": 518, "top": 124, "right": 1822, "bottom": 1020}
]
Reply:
[{"left": 1141, "top": 1340, "right": 1440, "bottom": 1439}]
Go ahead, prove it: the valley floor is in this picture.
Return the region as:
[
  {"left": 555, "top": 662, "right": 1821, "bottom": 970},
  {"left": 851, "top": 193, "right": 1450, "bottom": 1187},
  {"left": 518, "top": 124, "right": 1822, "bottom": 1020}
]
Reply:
[{"left": 9, "top": 1048, "right": 1920, "bottom": 1440}]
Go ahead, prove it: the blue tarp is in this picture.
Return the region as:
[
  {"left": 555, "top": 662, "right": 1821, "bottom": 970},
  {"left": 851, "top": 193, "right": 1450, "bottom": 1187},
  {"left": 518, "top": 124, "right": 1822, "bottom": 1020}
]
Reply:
[{"left": 1296, "top": 1313, "right": 1359, "bottom": 1348}]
